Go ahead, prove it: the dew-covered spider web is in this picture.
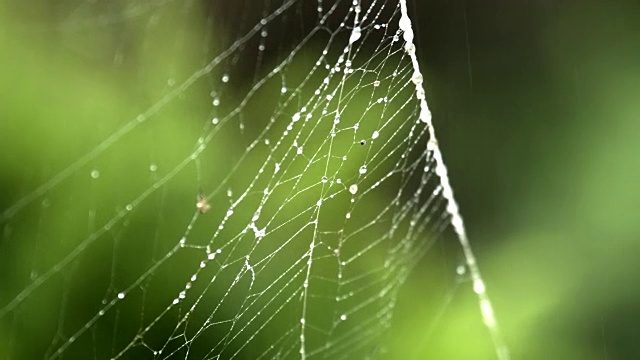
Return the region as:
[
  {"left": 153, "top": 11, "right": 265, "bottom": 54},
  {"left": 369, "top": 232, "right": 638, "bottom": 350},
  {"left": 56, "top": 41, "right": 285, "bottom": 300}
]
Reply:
[{"left": 0, "top": 0, "right": 508, "bottom": 359}]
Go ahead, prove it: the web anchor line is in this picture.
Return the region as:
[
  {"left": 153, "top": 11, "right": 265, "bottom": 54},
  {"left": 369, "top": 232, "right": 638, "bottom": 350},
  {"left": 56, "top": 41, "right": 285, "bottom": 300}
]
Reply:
[{"left": 398, "top": 1, "right": 510, "bottom": 359}]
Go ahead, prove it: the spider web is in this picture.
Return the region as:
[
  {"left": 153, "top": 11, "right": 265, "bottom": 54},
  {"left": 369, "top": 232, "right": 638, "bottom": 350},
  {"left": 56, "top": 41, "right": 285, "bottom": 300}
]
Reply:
[{"left": 0, "top": 0, "right": 507, "bottom": 359}]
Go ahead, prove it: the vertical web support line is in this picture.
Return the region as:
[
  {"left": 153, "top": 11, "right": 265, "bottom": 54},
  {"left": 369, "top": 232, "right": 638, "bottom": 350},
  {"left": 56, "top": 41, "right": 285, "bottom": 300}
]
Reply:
[{"left": 398, "top": 1, "right": 510, "bottom": 359}]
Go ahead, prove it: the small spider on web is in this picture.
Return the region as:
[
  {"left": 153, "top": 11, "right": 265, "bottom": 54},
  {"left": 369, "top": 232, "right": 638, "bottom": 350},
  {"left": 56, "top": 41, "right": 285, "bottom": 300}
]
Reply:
[{"left": 196, "top": 193, "right": 210, "bottom": 214}]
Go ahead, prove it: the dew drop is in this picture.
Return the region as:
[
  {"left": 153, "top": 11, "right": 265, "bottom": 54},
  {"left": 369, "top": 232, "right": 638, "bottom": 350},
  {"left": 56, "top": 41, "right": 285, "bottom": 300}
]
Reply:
[
  {"left": 221, "top": 74, "right": 230, "bottom": 83},
  {"left": 349, "top": 26, "right": 362, "bottom": 44},
  {"left": 321, "top": 176, "right": 328, "bottom": 183},
  {"left": 117, "top": 292, "right": 125, "bottom": 299},
  {"left": 372, "top": 131, "right": 380, "bottom": 139},
  {"left": 473, "top": 279, "right": 486, "bottom": 294},
  {"left": 340, "top": 314, "right": 347, "bottom": 321},
  {"left": 149, "top": 163, "right": 158, "bottom": 172},
  {"left": 349, "top": 184, "right": 358, "bottom": 195},
  {"left": 359, "top": 165, "right": 367, "bottom": 175},
  {"left": 90, "top": 170, "right": 100, "bottom": 179}
]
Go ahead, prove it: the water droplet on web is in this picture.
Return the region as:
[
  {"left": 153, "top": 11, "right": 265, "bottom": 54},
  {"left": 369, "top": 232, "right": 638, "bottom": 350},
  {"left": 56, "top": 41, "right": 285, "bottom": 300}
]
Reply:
[
  {"left": 211, "top": 117, "right": 219, "bottom": 125},
  {"left": 349, "top": 184, "right": 358, "bottom": 195},
  {"left": 149, "top": 163, "right": 157, "bottom": 172},
  {"left": 321, "top": 176, "right": 328, "bottom": 183},
  {"left": 345, "top": 213, "right": 351, "bottom": 219},
  {"left": 297, "top": 147, "right": 303, "bottom": 155},
  {"left": 226, "top": 209, "right": 234, "bottom": 217},
  {"left": 281, "top": 87, "right": 287, "bottom": 94},
  {"left": 411, "top": 72, "right": 423, "bottom": 85},
  {"left": 292, "top": 112, "right": 301, "bottom": 122},
  {"left": 372, "top": 131, "right": 380, "bottom": 139},
  {"left": 349, "top": 26, "right": 361, "bottom": 44},
  {"left": 125, "top": 204, "right": 133, "bottom": 211},
  {"left": 274, "top": 163, "right": 281, "bottom": 174},
  {"left": 90, "top": 170, "right": 100, "bottom": 179},
  {"left": 212, "top": 98, "right": 220, "bottom": 106},
  {"left": 373, "top": 80, "right": 380, "bottom": 87},
  {"left": 221, "top": 74, "right": 230, "bottom": 83},
  {"left": 359, "top": 165, "right": 367, "bottom": 175},
  {"left": 473, "top": 279, "right": 486, "bottom": 294},
  {"left": 456, "top": 265, "right": 467, "bottom": 275},
  {"left": 340, "top": 314, "right": 347, "bottom": 321},
  {"left": 117, "top": 292, "right": 125, "bottom": 299}
]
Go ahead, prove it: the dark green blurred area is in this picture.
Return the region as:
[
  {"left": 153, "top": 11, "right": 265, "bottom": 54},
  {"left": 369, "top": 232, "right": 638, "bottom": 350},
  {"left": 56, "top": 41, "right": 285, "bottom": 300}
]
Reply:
[
  {"left": 393, "top": 1, "right": 640, "bottom": 359},
  {"left": 1, "top": 0, "right": 640, "bottom": 359}
]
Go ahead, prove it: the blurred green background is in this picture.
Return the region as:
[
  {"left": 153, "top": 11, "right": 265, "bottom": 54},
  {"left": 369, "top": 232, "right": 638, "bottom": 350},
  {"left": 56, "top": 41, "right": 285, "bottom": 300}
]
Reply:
[{"left": 1, "top": 0, "right": 640, "bottom": 359}]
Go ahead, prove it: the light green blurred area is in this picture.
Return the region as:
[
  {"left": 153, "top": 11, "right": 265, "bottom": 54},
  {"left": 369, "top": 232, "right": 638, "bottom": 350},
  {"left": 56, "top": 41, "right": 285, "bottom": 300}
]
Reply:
[{"left": 2, "top": 1, "right": 640, "bottom": 359}]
